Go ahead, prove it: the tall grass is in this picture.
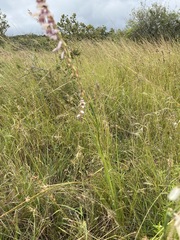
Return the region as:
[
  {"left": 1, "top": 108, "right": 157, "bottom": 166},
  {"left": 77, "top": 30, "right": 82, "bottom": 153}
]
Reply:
[{"left": 0, "top": 38, "right": 180, "bottom": 239}]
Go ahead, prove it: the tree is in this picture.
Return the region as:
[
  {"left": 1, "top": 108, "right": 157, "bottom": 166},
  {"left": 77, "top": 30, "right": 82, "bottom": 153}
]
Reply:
[
  {"left": 57, "top": 13, "right": 111, "bottom": 40},
  {"left": 0, "top": 9, "right": 9, "bottom": 36},
  {"left": 126, "top": 3, "right": 180, "bottom": 41}
]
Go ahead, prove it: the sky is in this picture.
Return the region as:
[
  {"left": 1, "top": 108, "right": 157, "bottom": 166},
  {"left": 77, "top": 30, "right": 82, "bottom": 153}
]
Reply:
[{"left": 0, "top": 0, "right": 180, "bottom": 36}]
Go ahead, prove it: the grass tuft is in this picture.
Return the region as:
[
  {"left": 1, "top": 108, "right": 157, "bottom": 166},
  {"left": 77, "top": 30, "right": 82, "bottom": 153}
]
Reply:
[{"left": 0, "top": 38, "right": 180, "bottom": 239}]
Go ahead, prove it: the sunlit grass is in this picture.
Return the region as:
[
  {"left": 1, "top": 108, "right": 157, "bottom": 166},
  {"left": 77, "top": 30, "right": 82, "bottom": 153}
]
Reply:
[{"left": 0, "top": 38, "right": 180, "bottom": 239}]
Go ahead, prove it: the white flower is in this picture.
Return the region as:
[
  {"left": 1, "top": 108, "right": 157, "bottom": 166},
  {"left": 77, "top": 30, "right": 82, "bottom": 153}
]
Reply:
[
  {"left": 80, "top": 110, "right": 84, "bottom": 115},
  {"left": 168, "top": 187, "right": 180, "bottom": 201},
  {"left": 52, "top": 40, "right": 62, "bottom": 52},
  {"left": 61, "top": 51, "right": 65, "bottom": 59}
]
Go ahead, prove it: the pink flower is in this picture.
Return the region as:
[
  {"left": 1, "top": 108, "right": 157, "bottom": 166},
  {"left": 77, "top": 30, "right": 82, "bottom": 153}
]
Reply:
[
  {"left": 41, "top": 5, "right": 49, "bottom": 15},
  {"left": 36, "top": 0, "right": 46, "bottom": 3},
  {"left": 47, "top": 15, "right": 55, "bottom": 25},
  {"left": 50, "top": 35, "right": 58, "bottom": 40},
  {"left": 30, "top": 1, "right": 65, "bottom": 56},
  {"left": 46, "top": 27, "right": 58, "bottom": 40},
  {"left": 38, "top": 13, "right": 46, "bottom": 24}
]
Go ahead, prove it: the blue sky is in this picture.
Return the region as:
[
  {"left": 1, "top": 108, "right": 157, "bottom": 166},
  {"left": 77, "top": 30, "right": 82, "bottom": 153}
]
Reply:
[{"left": 1, "top": 0, "right": 180, "bottom": 36}]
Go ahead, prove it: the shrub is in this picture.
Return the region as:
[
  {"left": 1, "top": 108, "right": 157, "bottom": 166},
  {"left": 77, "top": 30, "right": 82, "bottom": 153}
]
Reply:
[
  {"left": 0, "top": 9, "right": 9, "bottom": 36},
  {"left": 126, "top": 3, "right": 180, "bottom": 41},
  {"left": 57, "top": 13, "right": 110, "bottom": 40}
]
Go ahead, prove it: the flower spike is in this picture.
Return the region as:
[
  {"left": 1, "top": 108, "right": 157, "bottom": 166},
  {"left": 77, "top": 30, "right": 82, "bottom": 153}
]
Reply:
[{"left": 30, "top": 1, "right": 86, "bottom": 119}]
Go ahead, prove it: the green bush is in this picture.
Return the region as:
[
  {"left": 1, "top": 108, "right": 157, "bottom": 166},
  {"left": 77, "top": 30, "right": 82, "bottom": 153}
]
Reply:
[
  {"left": 126, "top": 3, "right": 180, "bottom": 41},
  {"left": 9, "top": 34, "right": 55, "bottom": 51},
  {"left": 57, "top": 13, "right": 110, "bottom": 40}
]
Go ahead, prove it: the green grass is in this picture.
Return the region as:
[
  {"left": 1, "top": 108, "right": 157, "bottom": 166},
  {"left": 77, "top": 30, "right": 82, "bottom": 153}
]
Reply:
[{"left": 0, "top": 38, "right": 180, "bottom": 239}]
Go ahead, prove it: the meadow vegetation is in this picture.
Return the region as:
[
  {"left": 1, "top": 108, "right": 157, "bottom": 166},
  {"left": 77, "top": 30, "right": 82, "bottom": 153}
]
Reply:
[{"left": 0, "top": 36, "right": 179, "bottom": 239}]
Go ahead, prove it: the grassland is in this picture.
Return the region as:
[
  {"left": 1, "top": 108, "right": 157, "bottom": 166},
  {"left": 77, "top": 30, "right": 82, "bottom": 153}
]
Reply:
[{"left": 0, "top": 38, "right": 180, "bottom": 239}]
